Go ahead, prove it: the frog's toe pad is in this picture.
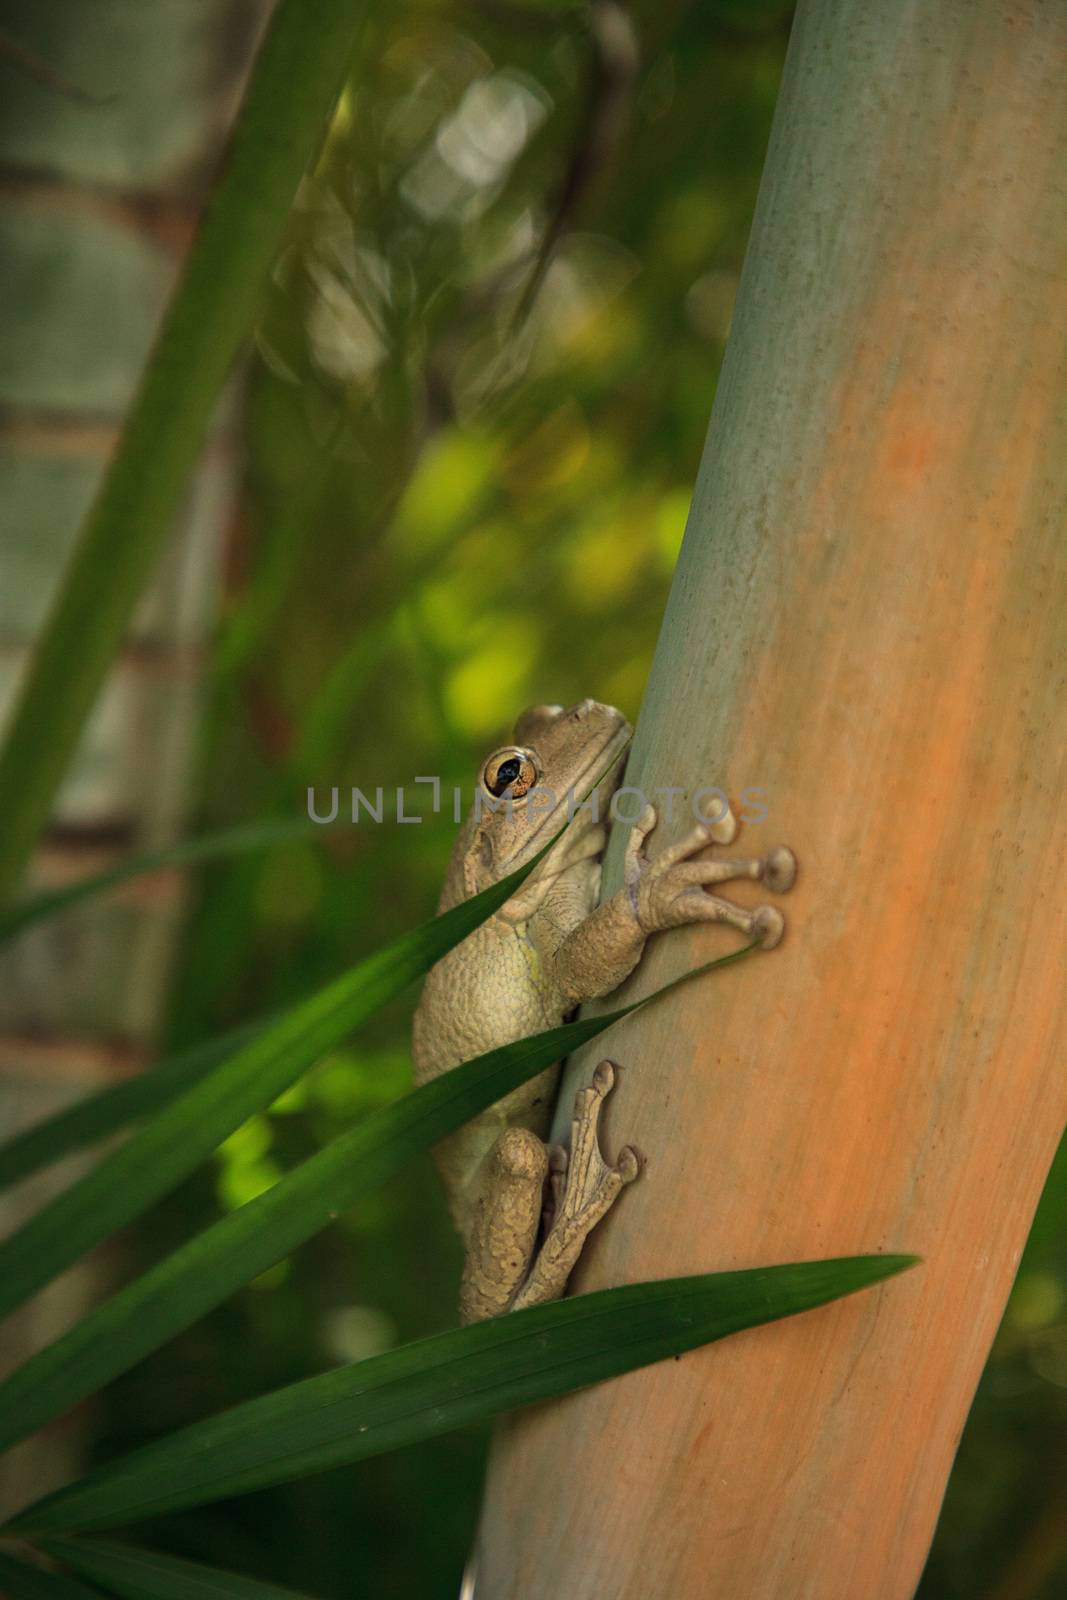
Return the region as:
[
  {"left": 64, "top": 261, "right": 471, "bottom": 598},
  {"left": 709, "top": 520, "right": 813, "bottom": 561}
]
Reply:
[
  {"left": 763, "top": 846, "right": 797, "bottom": 894},
  {"left": 753, "top": 905, "right": 785, "bottom": 949},
  {"left": 616, "top": 1144, "right": 640, "bottom": 1184}
]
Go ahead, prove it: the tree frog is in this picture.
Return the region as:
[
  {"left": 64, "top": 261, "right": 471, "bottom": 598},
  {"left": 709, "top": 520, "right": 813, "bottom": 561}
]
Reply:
[{"left": 412, "top": 699, "right": 796, "bottom": 1323}]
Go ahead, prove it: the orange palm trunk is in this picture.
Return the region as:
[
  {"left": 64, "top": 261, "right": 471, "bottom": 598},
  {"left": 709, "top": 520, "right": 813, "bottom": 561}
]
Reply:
[{"left": 474, "top": 1, "right": 1067, "bottom": 1595}]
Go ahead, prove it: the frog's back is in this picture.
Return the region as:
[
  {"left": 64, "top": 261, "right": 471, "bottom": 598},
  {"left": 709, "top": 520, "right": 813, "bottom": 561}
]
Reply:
[{"left": 411, "top": 916, "right": 561, "bottom": 1085}]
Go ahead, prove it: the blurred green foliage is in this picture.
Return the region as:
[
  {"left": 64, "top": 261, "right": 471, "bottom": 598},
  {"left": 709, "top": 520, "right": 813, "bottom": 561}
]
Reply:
[{"left": 82, "top": 3, "right": 1064, "bottom": 1596}]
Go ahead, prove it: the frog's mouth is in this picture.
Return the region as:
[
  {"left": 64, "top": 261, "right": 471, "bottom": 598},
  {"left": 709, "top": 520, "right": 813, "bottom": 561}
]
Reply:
[{"left": 568, "top": 719, "right": 632, "bottom": 819}]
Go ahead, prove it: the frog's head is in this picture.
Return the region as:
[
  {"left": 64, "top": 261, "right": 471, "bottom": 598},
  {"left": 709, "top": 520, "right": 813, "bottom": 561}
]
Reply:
[{"left": 466, "top": 699, "right": 631, "bottom": 889}]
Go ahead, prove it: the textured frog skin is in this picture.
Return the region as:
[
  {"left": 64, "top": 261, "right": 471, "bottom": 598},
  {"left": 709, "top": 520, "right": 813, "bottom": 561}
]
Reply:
[{"left": 412, "top": 699, "right": 796, "bottom": 1322}]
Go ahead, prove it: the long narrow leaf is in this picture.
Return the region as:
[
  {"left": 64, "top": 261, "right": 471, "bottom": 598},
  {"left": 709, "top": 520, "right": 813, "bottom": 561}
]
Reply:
[
  {"left": 0, "top": 1553, "right": 99, "bottom": 1599},
  {"left": 0, "top": 1019, "right": 266, "bottom": 1193},
  {"left": 0, "top": 1012, "right": 624, "bottom": 1456},
  {"left": 0, "top": 0, "right": 370, "bottom": 905},
  {"left": 8, "top": 1257, "right": 917, "bottom": 1536},
  {"left": 42, "top": 1540, "right": 322, "bottom": 1600},
  {"left": 0, "top": 819, "right": 344, "bottom": 948},
  {"left": 0, "top": 948, "right": 754, "bottom": 1455},
  {"left": 0, "top": 851, "right": 539, "bottom": 1323}
]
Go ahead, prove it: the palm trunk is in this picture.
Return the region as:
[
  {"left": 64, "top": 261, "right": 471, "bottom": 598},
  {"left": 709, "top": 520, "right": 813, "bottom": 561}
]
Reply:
[
  {"left": 474, "top": 1, "right": 1067, "bottom": 1595},
  {"left": 0, "top": 1, "right": 270, "bottom": 1511}
]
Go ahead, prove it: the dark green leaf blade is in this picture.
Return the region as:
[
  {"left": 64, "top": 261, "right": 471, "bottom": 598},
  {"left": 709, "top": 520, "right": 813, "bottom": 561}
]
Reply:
[
  {"left": 0, "top": 1007, "right": 629, "bottom": 1456},
  {"left": 0, "top": 1019, "right": 267, "bottom": 1193},
  {"left": 0, "top": 945, "right": 752, "bottom": 1455},
  {"left": 0, "top": 851, "right": 536, "bottom": 1324},
  {"left": 41, "top": 1539, "right": 322, "bottom": 1600},
  {"left": 0, "top": 1552, "right": 100, "bottom": 1599},
  {"left": 8, "top": 1257, "right": 918, "bottom": 1536},
  {"left": 0, "top": 0, "right": 371, "bottom": 905}
]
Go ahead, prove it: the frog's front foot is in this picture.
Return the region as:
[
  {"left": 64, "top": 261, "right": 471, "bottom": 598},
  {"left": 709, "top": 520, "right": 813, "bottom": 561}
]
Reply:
[
  {"left": 625, "top": 801, "right": 796, "bottom": 949},
  {"left": 511, "top": 1061, "right": 637, "bottom": 1313}
]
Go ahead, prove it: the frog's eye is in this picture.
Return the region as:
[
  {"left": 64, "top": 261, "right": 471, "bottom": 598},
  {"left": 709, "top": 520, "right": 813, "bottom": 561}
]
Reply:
[{"left": 481, "top": 746, "right": 540, "bottom": 801}]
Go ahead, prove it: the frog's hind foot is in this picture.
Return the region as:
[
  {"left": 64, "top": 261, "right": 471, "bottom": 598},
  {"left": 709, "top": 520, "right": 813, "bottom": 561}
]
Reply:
[{"left": 512, "top": 1060, "right": 637, "bottom": 1312}]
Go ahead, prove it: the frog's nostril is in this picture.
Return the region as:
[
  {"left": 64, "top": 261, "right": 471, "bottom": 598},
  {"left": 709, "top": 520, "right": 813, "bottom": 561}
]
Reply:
[
  {"left": 570, "top": 697, "right": 597, "bottom": 720},
  {"left": 513, "top": 703, "right": 564, "bottom": 743}
]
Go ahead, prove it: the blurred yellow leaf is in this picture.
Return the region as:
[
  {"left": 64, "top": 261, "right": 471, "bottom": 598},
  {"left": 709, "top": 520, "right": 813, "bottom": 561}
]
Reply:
[
  {"left": 445, "top": 627, "right": 538, "bottom": 736},
  {"left": 270, "top": 1079, "right": 310, "bottom": 1115},
  {"left": 562, "top": 522, "right": 646, "bottom": 610},
  {"left": 502, "top": 400, "right": 590, "bottom": 496},
  {"left": 218, "top": 1115, "right": 273, "bottom": 1164},
  {"left": 601, "top": 653, "right": 651, "bottom": 716},
  {"left": 219, "top": 1156, "right": 283, "bottom": 1212},
  {"left": 391, "top": 430, "right": 498, "bottom": 554},
  {"left": 312, "top": 1049, "right": 411, "bottom": 1115}
]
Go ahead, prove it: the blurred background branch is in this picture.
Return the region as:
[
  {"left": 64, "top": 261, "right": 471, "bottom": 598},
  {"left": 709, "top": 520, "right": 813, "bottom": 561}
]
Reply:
[{"left": 0, "top": 0, "right": 273, "bottom": 1516}]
